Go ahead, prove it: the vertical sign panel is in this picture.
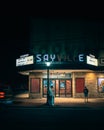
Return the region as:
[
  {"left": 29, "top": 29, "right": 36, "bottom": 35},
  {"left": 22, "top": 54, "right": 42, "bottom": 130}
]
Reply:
[
  {"left": 30, "top": 78, "right": 40, "bottom": 93},
  {"left": 76, "top": 78, "right": 85, "bottom": 93},
  {"left": 66, "top": 80, "right": 72, "bottom": 96},
  {"left": 56, "top": 80, "right": 59, "bottom": 97}
]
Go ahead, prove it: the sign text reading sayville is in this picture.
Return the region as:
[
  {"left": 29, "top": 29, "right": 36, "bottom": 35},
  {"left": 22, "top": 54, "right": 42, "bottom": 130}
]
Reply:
[{"left": 36, "top": 54, "right": 84, "bottom": 62}]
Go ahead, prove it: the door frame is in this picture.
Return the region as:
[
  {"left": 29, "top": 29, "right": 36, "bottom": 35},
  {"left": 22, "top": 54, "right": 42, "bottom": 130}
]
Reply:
[{"left": 42, "top": 78, "right": 72, "bottom": 97}]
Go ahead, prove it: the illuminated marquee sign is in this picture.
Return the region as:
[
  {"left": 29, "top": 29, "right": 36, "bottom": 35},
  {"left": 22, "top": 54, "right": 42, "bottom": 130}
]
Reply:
[
  {"left": 87, "top": 54, "right": 98, "bottom": 66},
  {"left": 79, "top": 54, "right": 84, "bottom": 62},
  {"left": 98, "top": 57, "right": 104, "bottom": 66},
  {"left": 16, "top": 55, "right": 34, "bottom": 66},
  {"left": 36, "top": 54, "right": 85, "bottom": 63},
  {"left": 36, "top": 54, "right": 56, "bottom": 62}
]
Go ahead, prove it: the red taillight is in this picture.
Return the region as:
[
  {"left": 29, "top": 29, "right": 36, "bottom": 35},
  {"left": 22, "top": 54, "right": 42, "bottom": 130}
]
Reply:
[{"left": 0, "top": 92, "right": 5, "bottom": 98}]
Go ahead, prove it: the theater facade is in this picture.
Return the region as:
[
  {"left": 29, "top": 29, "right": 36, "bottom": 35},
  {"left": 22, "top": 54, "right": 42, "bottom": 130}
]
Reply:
[
  {"left": 16, "top": 17, "right": 104, "bottom": 98},
  {"left": 16, "top": 53, "right": 104, "bottom": 99}
]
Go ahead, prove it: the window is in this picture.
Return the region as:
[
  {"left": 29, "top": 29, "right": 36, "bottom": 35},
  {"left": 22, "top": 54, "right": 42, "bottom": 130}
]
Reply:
[
  {"left": 60, "top": 80, "right": 65, "bottom": 88},
  {"left": 98, "top": 78, "right": 104, "bottom": 93}
]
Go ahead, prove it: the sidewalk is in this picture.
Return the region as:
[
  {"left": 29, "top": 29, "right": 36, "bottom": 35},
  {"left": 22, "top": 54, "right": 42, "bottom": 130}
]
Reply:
[{"left": 9, "top": 97, "right": 104, "bottom": 109}]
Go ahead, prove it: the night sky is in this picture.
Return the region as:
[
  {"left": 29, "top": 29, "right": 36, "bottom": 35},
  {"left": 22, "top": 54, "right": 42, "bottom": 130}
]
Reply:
[
  {"left": 0, "top": 16, "right": 29, "bottom": 86},
  {"left": 0, "top": 15, "right": 104, "bottom": 87}
]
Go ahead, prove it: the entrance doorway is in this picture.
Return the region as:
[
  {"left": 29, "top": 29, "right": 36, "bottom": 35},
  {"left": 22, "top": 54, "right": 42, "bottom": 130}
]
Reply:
[{"left": 43, "top": 79, "right": 72, "bottom": 97}]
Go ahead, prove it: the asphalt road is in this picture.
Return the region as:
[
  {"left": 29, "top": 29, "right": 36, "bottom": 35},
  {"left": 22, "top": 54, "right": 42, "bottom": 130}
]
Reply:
[{"left": 0, "top": 106, "right": 104, "bottom": 129}]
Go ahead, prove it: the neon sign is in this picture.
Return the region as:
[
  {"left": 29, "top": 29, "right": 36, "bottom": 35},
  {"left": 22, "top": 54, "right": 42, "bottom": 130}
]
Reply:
[
  {"left": 36, "top": 54, "right": 84, "bottom": 63},
  {"left": 36, "top": 54, "right": 56, "bottom": 62},
  {"left": 79, "top": 54, "right": 84, "bottom": 62}
]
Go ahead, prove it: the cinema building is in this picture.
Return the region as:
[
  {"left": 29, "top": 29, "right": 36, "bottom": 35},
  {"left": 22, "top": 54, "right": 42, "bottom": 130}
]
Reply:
[
  {"left": 16, "top": 53, "right": 104, "bottom": 99},
  {"left": 16, "top": 17, "right": 104, "bottom": 99}
]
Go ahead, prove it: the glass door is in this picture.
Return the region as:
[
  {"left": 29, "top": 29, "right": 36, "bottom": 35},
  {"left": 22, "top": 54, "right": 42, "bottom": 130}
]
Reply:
[
  {"left": 59, "top": 80, "right": 66, "bottom": 97},
  {"left": 55, "top": 80, "right": 59, "bottom": 97},
  {"left": 43, "top": 79, "right": 55, "bottom": 97},
  {"left": 66, "top": 80, "right": 72, "bottom": 97},
  {"left": 43, "top": 79, "right": 47, "bottom": 97},
  {"left": 43, "top": 79, "right": 72, "bottom": 97}
]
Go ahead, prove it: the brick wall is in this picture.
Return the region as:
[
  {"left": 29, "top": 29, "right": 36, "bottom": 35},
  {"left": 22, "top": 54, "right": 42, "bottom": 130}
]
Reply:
[{"left": 75, "top": 72, "right": 104, "bottom": 98}]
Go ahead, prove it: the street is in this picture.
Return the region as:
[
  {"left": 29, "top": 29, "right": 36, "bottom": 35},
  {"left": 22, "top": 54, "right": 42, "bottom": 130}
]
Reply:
[{"left": 1, "top": 106, "right": 104, "bottom": 129}]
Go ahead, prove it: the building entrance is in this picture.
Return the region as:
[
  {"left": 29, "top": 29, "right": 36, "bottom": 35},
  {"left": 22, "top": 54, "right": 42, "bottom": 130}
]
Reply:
[{"left": 43, "top": 79, "right": 72, "bottom": 97}]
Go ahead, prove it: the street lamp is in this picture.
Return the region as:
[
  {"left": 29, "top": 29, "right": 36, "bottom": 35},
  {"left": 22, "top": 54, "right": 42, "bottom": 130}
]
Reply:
[{"left": 45, "top": 62, "right": 51, "bottom": 105}]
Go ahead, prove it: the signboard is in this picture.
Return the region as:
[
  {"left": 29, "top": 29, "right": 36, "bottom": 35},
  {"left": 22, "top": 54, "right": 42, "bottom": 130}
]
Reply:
[
  {"left": 35, "top": 54, "right": 85, "bottom": 63},
  {"left": 36, "top": 54, "right": 56, "bottom": 62},
  {"left": 16, "top": 53, "right": 85, "bottom": 67},
  {"left": 87, "top": 55, "right": 98, "bottom": 66},
  {"left": 98, "top": 57, "right": 104, "bottom": 66},
  {"left": 16, "top": 55, "right": 34, "bottom": 66}
]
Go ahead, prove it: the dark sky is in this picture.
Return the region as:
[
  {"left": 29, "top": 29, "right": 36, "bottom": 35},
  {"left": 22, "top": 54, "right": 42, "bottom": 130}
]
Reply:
[
  {"left": 0, "top": 15, "right": 104, "bottom": 86},
  {"left": 0, "top": 16, "right": 29, "bottom": 85}
]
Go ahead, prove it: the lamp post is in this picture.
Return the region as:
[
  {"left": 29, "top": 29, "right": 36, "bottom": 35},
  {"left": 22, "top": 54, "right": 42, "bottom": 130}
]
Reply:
[{"left": 45, "top": 62, "right": 51, "bottom": 105}]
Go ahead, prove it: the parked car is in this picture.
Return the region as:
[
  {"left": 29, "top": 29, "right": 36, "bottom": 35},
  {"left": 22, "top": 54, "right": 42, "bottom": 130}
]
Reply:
[{"left": 0, "top": 84, "right": 13, "bottom": 104}]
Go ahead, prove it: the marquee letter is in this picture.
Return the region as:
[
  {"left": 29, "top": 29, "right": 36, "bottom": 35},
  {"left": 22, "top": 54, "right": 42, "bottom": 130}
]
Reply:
[
  {"left": 79, "top": 54, "right": 84, "bottom": 62},
  {"left": 36, "top": 54, "right": 41, "bottom": 62},
  {"left": 43, "top": 54, "right": 49, "bottom": 61},
  {"left": 50, "top": 54, "right": 56, "bottom": 61}
]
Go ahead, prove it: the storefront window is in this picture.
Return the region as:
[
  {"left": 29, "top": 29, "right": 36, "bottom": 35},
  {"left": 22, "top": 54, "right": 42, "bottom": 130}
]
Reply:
[
  {"left": 98, "top": 78, "right": 104, "bottom": 93},
  {"left": 60, "top": 80, "right": 65, "bottom": 88},
  {"left": 43, "top": 80, "right": 47, "bottom": 87},
  {"left": 43, "top": 79, "right": 55, "bottom": 87}
]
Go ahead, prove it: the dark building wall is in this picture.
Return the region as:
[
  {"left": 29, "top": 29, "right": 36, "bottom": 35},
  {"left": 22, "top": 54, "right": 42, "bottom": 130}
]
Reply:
[{"left": 29, "top": 17, "right": 101, "bottom": 58}]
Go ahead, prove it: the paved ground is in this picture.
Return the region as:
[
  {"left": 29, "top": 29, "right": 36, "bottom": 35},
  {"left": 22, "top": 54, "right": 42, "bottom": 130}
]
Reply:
[
  {"left": 1, "top": 97, "right": 104, "bottom": 129},
  {"left": 12, "top": 92, "right": 104, "bottom": 109},
  {"left": 7, "top": 97, "right": 104, "bottom": 109}
]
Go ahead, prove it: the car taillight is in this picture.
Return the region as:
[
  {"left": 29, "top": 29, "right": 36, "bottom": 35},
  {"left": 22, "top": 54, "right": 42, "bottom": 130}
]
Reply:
[{"left": 0, "top": 92, "right": 5, "bottom": 98}]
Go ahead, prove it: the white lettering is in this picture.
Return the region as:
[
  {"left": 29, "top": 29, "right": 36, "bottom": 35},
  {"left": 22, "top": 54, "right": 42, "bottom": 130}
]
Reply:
[
  {"left": 50, "top": 54, "right": 56, "bottom": 61},
  {"left": 36, "top": 54, "right": 42, "bottom": 62},
  {"left": 79, "top": 54, "right": 84, "bottom": 62},
  {"left": 43, "top": 54, "right": 49, "bottom": 61},
  {"left": 36, "top": 54, "right": 56, "bottom": 62}
]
